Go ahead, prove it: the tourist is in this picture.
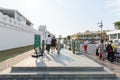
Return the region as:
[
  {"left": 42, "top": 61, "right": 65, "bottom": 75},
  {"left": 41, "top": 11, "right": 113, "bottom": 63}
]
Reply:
[
  {"left": 106, "top": 40, "right": 116, "bottom": 62},
  {"left": 83, "top": 40, "right": 89, "bottom": 53},
  {"left": 46, "top": 35, "right": 51, "bottom": 53},
  {"left": 104, "top": 39, "right": 109, "bottom": 59},
  {"left": 98, "top": 40, "right": 105, "bottom": 61},
  {"left": 51, "top": 36, "right": 57, "bottom": 53},
  {"left": 56, "top": 38, "right": 61, "bottom": 54},
  {"left": 96, "top": 41, "right": 100, "bottom": 56}
]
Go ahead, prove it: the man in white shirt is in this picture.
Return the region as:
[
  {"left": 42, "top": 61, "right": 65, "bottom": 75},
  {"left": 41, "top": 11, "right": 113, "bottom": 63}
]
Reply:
[{"left": 46, "top": 35, "right": 51, "bottom": 53}]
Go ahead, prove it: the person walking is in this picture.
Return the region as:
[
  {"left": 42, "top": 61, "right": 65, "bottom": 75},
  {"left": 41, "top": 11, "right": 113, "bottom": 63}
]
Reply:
[
  {"left": 96, "top": 41, "right": 100, "bottom": 56},
  {"left": 83, "top": 40, "right": 89, "bottom": 53},
  {"left": 51, "top": 36, "right": 57, "bottom": 53},
  {"left": 57, "top": 38, "right": 61, "bottom": 54},
  {"left": 104, "top": 39, "right": 109, "bottom": 59},
  {"left": 98, "top": 40, "right": 105, "bottom": 61},
  {"left": 106, "top": 40, "right": 116, "bottom": 62},
  {"left": 46, "top": 35, "right": 51, "bottom": 53}
]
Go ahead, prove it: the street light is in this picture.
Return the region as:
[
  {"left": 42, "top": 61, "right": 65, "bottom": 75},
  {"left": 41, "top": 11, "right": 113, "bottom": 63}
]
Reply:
[{"left": 98, "top": 21, "right": 103, "bottom": 40}]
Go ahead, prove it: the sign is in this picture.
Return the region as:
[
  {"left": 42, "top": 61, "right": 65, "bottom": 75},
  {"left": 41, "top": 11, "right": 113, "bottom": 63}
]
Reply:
[{"left": 34, "top": 34, "right": 41, "bottom": 47}]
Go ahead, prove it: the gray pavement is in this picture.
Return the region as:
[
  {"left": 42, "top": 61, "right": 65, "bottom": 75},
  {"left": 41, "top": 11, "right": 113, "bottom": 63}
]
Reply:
[
  {"left": 80, "top": 44, "right": 120, "bottom": 79},
  {"left": 0, "top": 44, "right": 120, "bottom": 77},
  {"left": 0, "top": 49, "right": 34, "bottom": 72},
  {"left": 15, "top": 49, "right": 102, "bottom": 67},
  {"left": 0, "top": 49, "right": 104, "bottom": 74},
  {"left": 0, "top": 48, "right": 118, "bottom": 80}
]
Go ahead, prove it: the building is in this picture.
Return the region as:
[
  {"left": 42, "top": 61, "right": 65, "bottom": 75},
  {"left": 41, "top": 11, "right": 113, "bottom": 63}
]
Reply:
[
  {"left": 0, "top": 7, "right": 33, "bottom": 27},
  {"left": 107, "top": 30, "right": 120, "bottom": 44},
  {"left": 0, "top": 7, "right": 41, "bottom": 51},
  {"left": 71, "top": 30, "right": 108, "bottom": 41}
]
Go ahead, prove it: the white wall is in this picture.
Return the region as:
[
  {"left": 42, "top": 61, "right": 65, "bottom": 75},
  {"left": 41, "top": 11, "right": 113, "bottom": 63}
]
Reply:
[
  {"left": 38, "top": 25, "right": 47, "bottom": 40},
  {"left": 0, "top": 12, "right": 41, "bottom": 51}
]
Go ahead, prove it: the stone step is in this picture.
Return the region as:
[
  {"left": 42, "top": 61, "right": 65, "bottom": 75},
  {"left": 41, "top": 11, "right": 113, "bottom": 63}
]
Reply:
[
  {"left": 1, "top": 66, "right": 117, "bottom": 80},
  {"left": 0, "top": 72, "right": 116, "bottom": 80},
  {"left": 11, "top": 67, "right": 104, "bottom": 72}
]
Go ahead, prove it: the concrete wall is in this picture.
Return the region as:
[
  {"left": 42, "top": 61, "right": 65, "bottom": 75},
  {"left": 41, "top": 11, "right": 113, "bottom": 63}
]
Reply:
[{"left": 0, "top": 12, "right": 41, "bottom": 51}]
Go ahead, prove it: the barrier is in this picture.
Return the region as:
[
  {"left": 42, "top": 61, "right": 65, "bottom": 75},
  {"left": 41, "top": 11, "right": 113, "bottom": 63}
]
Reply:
[
  {"left": 32, "top": 34, "right": 43, "bottom": 58},
  {"left": 67, "top": 40, "right": 82, "bottom": 54}
]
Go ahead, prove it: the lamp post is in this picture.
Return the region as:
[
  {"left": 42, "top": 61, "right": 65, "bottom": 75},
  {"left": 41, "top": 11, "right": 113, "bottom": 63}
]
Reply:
[{"left": 98, "top": 21, "right": 103, "bottom": 40}]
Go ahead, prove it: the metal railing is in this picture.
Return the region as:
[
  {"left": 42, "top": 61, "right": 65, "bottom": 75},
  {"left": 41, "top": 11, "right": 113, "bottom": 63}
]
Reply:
[{"left": 65, "top": 40, "right": 81, "bottom": 54}]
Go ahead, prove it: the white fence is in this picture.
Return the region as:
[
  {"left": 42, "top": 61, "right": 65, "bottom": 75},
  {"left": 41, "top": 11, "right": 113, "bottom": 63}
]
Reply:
[{"left": 0, "top": 12, "right": 41, "bottom": 51}]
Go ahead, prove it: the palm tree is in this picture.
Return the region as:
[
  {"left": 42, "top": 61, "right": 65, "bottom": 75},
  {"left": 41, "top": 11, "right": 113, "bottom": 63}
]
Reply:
[{"left": 114, "top": 21, "right": 120, "bottom": 30}]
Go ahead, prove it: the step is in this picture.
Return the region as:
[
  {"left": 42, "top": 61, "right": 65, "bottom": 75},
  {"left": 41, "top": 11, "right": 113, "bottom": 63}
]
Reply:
[
  {"left": 0, "top": 72, "right": 116, "bottom": 80},
  {"left": 11, "top": 66, "right": 104, "bottom": 72},
  {"left": 1, "top": 66, "right": 117, "bottom": 80}
]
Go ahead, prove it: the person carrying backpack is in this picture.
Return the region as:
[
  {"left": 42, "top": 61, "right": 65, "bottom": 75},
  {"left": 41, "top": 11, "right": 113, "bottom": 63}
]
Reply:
[
  {"left": 106, "top": 40, "right": 116, "bottom": 62},
  {"left": 51, "top": 36, "right": 57, "bottom": 53}
]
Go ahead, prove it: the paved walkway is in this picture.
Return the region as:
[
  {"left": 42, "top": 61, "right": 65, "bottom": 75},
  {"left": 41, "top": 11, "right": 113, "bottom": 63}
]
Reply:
[
  {"left": 0, "top": 48, "right": 120, "bottom": 80},
  {"left": 0, "top": 49, "right": 105, "bottom": 74},
  {"left": 79, "top": 44, "right": 120, "bottom": 79},
  {"left": 0, "top": 50, "right": 34, "bottom": 72}
]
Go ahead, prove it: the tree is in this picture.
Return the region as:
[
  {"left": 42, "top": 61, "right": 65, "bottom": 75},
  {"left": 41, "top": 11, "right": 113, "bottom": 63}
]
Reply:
[{"left": 114, "top": 21, "right": 120, "bottom": 30}]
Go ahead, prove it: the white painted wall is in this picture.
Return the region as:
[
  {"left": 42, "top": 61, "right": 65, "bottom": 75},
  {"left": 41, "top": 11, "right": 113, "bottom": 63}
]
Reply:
[
  {"left": 38, "top": 25, "right": 47, "bottom": 40},
  {"left": 0, "top": 12, "right": 41, "bottom": 51},
  {"left": 0, "top": 26, "right": 33, "bottom": 51}
]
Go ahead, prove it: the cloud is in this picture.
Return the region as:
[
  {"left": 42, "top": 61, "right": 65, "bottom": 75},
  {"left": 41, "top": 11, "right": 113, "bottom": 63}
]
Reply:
[{"left": 105, "top": 0, "right": 120, "bottom": 15}]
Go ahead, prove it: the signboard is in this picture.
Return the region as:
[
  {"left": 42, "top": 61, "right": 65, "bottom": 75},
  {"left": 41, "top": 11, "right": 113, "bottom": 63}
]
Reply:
[{"left": 34, "top": 34, "right": 41, "bottom": 47}]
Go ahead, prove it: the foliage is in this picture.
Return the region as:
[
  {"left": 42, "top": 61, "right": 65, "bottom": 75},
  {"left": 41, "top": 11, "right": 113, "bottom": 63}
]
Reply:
[{"left": 114, "top": 21, "right": 120, "bottom": 30}]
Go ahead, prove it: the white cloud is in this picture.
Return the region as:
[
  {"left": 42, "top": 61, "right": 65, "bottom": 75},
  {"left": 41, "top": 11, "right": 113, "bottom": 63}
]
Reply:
[{"left": 105, "top": 0, "right": 120, "bottom": 15}]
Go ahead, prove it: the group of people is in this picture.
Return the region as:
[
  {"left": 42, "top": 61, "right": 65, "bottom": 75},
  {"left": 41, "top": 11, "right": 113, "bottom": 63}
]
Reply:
[
  {"left": 96, "top": 40, "right": 117, "bottom": 62},
  {"left": 82, "top": 39, "right": 117, "bottom": 62},
  {"left": 46, "top": 35, "right": 117, "bottom": 62},
  {"left": 46, "top": 35, "right": 61, "bottom": 54}
]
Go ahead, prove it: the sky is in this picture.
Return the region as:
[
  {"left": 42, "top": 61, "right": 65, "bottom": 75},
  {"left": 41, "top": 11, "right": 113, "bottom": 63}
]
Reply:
[{"left": 0, "top": 0, "right": 120, "bottom": 37}]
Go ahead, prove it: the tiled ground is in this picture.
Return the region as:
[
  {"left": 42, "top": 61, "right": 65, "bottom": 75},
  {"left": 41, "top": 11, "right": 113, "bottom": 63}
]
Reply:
[
  {"left": 80, "top": 44, "right": 120, "bottom": 79},
  {"left": 0, "top": 45, "right": 120, "bottom": 79}
]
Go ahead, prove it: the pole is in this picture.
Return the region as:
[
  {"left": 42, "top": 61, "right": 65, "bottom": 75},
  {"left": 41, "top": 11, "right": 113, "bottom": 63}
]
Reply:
[
  {"left": 101, "top": 27, "right": 102, "bottom": 40},
  {"left": 72, "top": 40, "right": 75, "bottom": 54},
  {"left": 98, "top": 21, "right": 103, "bottom": 40}
]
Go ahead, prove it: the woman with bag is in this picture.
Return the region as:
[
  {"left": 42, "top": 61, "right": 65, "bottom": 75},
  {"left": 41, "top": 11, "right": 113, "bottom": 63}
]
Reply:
[{"left": 98, "top": 40, "right": 105, "bottom": 61}]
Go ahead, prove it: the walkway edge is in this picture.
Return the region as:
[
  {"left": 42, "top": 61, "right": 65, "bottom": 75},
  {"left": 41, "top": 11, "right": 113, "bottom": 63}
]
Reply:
[{"left": 0, "top": 49, "right": 34, "bottom": 72}]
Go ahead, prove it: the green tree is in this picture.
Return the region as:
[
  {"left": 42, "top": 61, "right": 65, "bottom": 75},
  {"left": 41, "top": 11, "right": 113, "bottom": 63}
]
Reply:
[{"left": 114, "top": 21, "right": 120, "bottom": 30}]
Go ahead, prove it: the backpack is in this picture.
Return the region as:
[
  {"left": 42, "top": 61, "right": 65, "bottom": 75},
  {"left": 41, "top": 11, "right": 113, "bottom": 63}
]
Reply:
[
  {"left": 51, "top": 38, "right": 56, "bottom": 46},
  {"left": 106, "top": 44, "right": 113, "bottom": 53}
]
